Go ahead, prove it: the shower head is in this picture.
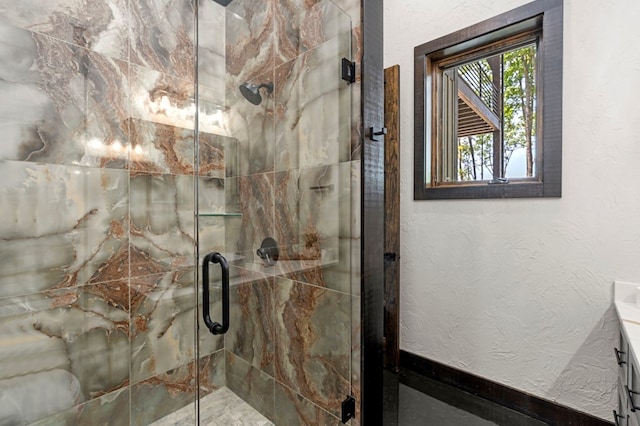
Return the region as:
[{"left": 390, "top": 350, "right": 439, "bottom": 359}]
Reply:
[
  {"left": 239, "top": 82, "right": 273, "bottom": 105},
  {"left": 212, "top": 0, "right": 233, "bottom": 6}
]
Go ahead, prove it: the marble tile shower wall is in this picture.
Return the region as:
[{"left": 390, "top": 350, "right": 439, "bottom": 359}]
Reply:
[
  {"left": 206, "top": 0, "right": 363, "bottom": 424},
  {"left": 0, "top": 0, "right": 225, "bottom": 424},
  {"left": 0, "top": 1, "right": 361, "bottom": 426}
]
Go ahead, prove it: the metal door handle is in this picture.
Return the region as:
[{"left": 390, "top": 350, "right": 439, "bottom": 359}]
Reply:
[{"left": 202, "top": 252, "right": 229, "bottom": 335}]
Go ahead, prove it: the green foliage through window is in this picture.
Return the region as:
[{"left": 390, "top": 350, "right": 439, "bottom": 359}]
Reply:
[{"left": 451, "top": 43, "right": 537, "bottom": 182}]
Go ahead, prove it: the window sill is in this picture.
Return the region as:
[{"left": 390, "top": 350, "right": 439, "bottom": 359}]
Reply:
[{"left": 414, "top": 180, "right": 560, "bottom": 200}]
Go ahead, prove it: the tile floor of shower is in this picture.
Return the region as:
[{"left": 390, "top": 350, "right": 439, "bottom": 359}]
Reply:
[
  {"left": 151, "top": 388, "right": 272, "bottom": 426},
  {"left": 150, "top": 369, "right": 547, "bottom": 425}
]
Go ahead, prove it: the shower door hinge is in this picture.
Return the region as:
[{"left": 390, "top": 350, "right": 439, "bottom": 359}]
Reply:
[
  {"left": 341, "top": 395, "right": 356, "bottom": 423},
  {"left": 342, "top": 58, "right": 356, "bottom": 84}
]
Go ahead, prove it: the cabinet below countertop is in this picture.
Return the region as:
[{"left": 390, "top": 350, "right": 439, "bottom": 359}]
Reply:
[{"left": 614, "top": 281, "right": 640, "bottom": 425}]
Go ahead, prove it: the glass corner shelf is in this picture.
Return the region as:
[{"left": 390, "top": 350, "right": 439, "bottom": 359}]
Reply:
[{"left": 197, "top": 212, "right": 243, "bottom": 217}]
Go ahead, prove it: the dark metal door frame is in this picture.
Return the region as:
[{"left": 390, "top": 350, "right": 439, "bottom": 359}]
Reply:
[{"left": 361, "top": 0, "right": 385, "bottom": 423}]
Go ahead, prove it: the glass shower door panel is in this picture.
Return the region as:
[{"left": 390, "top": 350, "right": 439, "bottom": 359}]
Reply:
[
  {"left": 270, "top": 2, "right": 354, "bottom": 422},
  {"left": 0, "top": 4, "right": 201, "bottom": 424},
  {"left": 194, "top": 0, "right": 232, "bottom": 424},
  {"left": 196, "top": 0, "right": 353, "bottom": 424}
]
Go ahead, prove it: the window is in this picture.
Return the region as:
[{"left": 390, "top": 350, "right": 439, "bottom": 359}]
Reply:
[{"left": 414, "top": 0, "right": 563, "bottom": 199}]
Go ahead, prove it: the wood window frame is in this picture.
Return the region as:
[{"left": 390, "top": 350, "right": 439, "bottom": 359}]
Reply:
[{"left": 414, "top": 0, "right": 563, "bottom": 200}]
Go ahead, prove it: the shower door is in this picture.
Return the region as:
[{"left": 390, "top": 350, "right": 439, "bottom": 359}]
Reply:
[
  {"left": 0, "top": 0, "right": 203, "bottom": 424},
  {"left": 195, "top": 0, "right": 356, "bottom": 423},
  {"left": 0, "top": 0, "right": 354, "bottom": 424}
]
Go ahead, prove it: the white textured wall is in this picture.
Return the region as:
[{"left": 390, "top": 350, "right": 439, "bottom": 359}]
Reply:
[{"left": 384, "top": 0, "right": 640, "bottom": 419}]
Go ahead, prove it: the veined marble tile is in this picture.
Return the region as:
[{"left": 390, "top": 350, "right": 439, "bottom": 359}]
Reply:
[
  {"left": 226, "top": 350, "right": 275, "bottom": 421},
  {"left": 0, "top": 285, "right": 130, "bottom": 424},
  {"left": 129, "top": 173, "right": 196, "bottom": 276},
  {"left": 198, "top": 218, "right": 229, "bottom": 267},
  {"left": 29, "top": 387, "right": 130, "bottom": 426},
  {"left": 129, "top": 0, "right": 195, "bottom": 81},
  {"left": 130, "top": 270, "right": 214, "bottom": 384},
  {"left": 226, "top": 69, "right": 276, "bottom": 177},
  {"left": 131, "top": 351, "right": 225, "bottom": 425},
  {"left": 0, "top": 161, "right": 129, "bottom": 297},
  {"left": 130, "top": 361, "right": 197, "bottom": 426},
  {"left": 129, "top": 69, "right": 234, "bottom": 173},
  {"left": 226, "top": 105, "right": 276, "bottom": 177},
  {"left": 228, "top": 265, "right": 273, "bottom": 288},
  {"left": 225, "top": 4, "right": 277, "bottom": 177},
  {"left": 225, "top": 1, "right": 275, "bottom": 82},
  {"left": 198, "top": 0, "right": 226, "bottom": 94},
  {"left": 0, "top": 370, "right": 83, "bottom": 425},
  {"left": 321, "top": 237, "right": 355, "bottom": 295},
  {"left": 274, "top": 0, "right": 351, "bottom": 65},
  {"left": 199, "top": 133, "right": 232, "bottom": 178},
  {"left": 272, "top": 170, "right": 322, "bottom": 286},
  {"left": 129, "top": 119, "right": 196, "bottom": 175},
  {"left": 274, "top": 33, "right": 351, "bottom": 172},
  {"left": 129, "top": 64, "right": 197, "bottom": 173},
  {"left": 298, "top": 165, "right": 340, "bottom": 253},
  {"left": 197, "top": 176, "right": 228, "bottom": 261},
  {"left": 309, "top": 162, "right": 358, "bottom": 292},
  {"left": 0, "top": 21, "right": 130, "bottom": 168},
  {"left": 223, "top": 136, "right": 241, "bottom": 178},
  {"left": 200, "top": 92, "right": 233, "bottom": 138},
  {"left": 273, "top": 259, "right": 325, "bottom": 291},
  {"left": 233, "top": 173, "right": 275, "bottom": 257},
  {"left": 226, "top": 276, "right": 275, "bottom": 375},
  {"left": 198, "top": 350, "right": 226, "bottom": 396},
  {"left": 271, "top": 165, "right": 350, "bottom": 292},
  {"left": 129, "top": 117, "right": 230, "bottom": 177},
  {"left": 131, "top": 350, "right": 224, "bottom": 424},
  {"left": 274, "top": 277, "right": 351, "bottom": 418},
  {"left": 222, "top": 177, "right": 245, "bottom": 257},
  {"left": 198, "top": 176, "right": 226, "bottom": 219},
  {"left": 129, "top": 65, "right": 194, "bottom": 126},
  {"left": 0, "top": 0, "right": 129, "bottom": 61},
  {"left": 273, "top": 169, "right": 302, "bottom": 251},
  {"left": 274, "top": 382, "right": 341, "bottom": 426}
]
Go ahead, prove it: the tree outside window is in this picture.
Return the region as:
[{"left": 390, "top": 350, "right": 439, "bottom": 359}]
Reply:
[{"left": 454, "top": 44, "right": 537, "bottom": 182}]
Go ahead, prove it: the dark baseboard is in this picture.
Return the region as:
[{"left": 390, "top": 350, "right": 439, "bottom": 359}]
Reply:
[{"left": 399, "top": 350, "right": 612, "bottom": 426}]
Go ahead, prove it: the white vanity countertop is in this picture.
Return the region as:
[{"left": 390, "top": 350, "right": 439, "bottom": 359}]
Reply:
[{"left": 614, "top": 281, "right": 640, "bottom": 368}]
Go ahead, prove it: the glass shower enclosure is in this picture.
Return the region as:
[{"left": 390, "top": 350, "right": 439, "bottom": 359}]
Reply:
[{"left": 0, "top": 0, "right": 357, "bottom": 424}]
